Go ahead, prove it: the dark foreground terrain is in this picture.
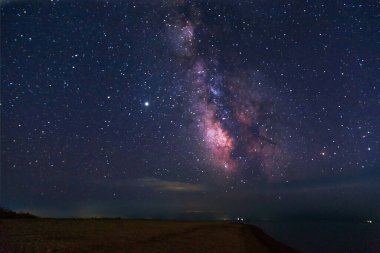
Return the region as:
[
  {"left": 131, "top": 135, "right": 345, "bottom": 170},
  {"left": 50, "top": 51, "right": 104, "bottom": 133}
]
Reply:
[{"left": 0, "top": 219, "right": 299, "bottom": 253}]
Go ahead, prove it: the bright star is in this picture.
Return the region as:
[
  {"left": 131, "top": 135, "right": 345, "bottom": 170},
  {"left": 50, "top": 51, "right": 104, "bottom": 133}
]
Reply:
[{"left": 144, "top": 101, "right": 149, "bottom": 107}]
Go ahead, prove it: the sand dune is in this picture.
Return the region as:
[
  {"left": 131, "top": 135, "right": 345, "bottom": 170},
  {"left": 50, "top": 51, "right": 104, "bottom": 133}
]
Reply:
[{"left": 0, "top": 219, "right": 299, "bottom": 253}]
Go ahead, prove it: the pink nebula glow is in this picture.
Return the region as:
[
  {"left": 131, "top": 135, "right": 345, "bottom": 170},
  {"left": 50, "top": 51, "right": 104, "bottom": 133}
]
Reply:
[{"left": 201, "top": 107, "right": 237, "bottom": 172}]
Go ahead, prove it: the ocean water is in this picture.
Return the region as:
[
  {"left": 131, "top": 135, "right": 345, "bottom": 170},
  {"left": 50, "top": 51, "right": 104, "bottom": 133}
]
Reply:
[{"left": 251, "top": 221, "right": 380, "bottom": 253}]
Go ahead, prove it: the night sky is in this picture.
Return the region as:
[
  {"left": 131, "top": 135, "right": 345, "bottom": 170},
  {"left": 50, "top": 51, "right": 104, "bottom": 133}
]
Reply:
[{"left": 1, "top": 0, "right": 379, "bottom": 220}]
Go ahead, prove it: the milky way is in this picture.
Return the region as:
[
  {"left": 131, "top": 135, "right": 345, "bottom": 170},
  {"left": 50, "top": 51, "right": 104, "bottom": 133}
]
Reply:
[
  {"left": 1, "top": 0, "right": 379, "bottom": 221},
  {"left": 165, "top": 2, "right": 288, "bottom": 179}
]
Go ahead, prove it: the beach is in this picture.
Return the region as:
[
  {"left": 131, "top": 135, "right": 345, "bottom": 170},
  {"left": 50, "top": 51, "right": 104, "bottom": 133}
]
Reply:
[{"left": 0, "top": 219, "right": 298, "bottom": 253}]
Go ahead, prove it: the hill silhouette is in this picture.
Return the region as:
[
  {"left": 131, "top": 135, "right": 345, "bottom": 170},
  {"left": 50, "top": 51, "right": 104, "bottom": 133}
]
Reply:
[{"left": 0, "top": 207, "right": 37, "bottom": 219}]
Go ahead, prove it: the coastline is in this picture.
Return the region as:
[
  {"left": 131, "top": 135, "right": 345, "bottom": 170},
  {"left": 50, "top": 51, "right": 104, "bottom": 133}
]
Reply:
[{"left": 1, "top": 219, "right": 300, "bottom": 253}]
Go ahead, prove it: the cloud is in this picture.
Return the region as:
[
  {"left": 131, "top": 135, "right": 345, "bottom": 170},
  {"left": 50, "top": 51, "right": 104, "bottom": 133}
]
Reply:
[{"left": 136, "top": 177, "right": 208, "bottom": 193}]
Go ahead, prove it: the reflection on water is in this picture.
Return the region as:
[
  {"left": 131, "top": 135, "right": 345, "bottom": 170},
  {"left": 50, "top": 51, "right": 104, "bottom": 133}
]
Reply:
[{"left": 251, "top": 221, "right": 380, "bottom": 253}]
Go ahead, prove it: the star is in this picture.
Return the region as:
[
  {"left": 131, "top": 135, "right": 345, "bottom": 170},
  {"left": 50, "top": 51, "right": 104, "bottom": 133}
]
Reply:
[{"left": 1, "top": 0, "right": 379, "bottom": 227}]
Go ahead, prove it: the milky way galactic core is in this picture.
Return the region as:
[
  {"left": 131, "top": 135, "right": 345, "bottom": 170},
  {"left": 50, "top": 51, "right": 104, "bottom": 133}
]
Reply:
[{"left": 1, "top": 0, "right": 379, "bottom": 218}]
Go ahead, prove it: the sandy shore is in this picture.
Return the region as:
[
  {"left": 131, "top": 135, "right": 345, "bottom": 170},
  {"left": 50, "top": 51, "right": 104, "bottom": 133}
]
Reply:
[{"left": 0, "top": 219, "right": 299, "bottom": 253}]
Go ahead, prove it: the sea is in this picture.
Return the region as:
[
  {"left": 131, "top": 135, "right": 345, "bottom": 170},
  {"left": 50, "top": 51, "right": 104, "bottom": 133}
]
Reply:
[{"left": 251, "top": 221, "right": 380, "bottom": 253}]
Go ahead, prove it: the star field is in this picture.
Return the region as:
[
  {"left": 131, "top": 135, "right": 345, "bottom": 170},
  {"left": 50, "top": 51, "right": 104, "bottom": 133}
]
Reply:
[{"left": 1, "top": 0, "right": 379, "bottom": 219}]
